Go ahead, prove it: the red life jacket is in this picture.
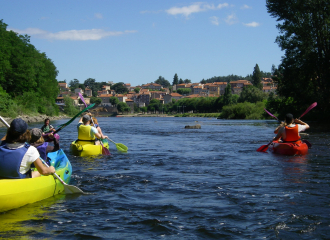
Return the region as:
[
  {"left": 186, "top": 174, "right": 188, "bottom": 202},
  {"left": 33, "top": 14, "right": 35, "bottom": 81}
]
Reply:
[{"left": 284, "top": 125, "right": 300, "bottom": 142}]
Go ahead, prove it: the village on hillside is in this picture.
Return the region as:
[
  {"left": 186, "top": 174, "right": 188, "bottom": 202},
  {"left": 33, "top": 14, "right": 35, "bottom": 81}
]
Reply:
[{"left": 57, "top": 78, "right": 277, "bottom": 112}]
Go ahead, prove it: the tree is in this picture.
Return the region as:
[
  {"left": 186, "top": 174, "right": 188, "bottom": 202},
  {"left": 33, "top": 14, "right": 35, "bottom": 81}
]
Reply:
[
  {"left": 155, "top": 76, "right": 171, "bottom": 88},
  {"left": 238, "top": 86, "right": 268, "bottom": 103},
  {"left": 223, "top": 83, "right": 232, "bottom": 105},
  {"left": 184, "top": 79, "right": 191, "bottom": 83},
  {"left": 90, "top": 97, "right": 102, "bottom": 105},
  {"left": 177, "top": 88, "right": 191, "bottom": 95},
  {"left": 200, "top": 79, "right": 206, "bottom": 84},
  {"left": 117, "top": 102, "right": 129, "bottom": 113},
  {"left": 112, "top": 82, "right": 128, "bottom": 94},
  {"left": 173, "top": 73, "right": 179, "bottom": 85},
  {"left": 266, "top": 0, "right": 330, "bottom": 117},
  {"left": 134, "top": 87, "right": 140, "bottom": 93},
  {"left": 252, "top": 64, "right": 262, "bottom": 90},
  {"left": 110, "top": 96, "right": 119, "bottom": 106},
  {"left": 69, "top": 79, "right": 80, "bottom": 90}
]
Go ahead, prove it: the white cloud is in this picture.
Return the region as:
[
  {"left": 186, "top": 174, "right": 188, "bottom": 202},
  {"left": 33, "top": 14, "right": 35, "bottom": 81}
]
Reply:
[
  {"left": 210, "top": 16, "right": 219, "bottom": 25},
  {"left": 166, "top": 2, "right": 229, "bottom": 17},
  {"left": 225, "top": 13, "right": 238, "bottom": 25},
  {"left": 95, "top": 13, "right": 103, "bottom": 19},
  {"left": 241, "top": 4, "right": 252, "bottom": 9},
  {"left": 243, "top": 22, "right": 260, "bottom": 27},
  {"left": 8, "top": 28, "right": 137, "bottom": 41}
]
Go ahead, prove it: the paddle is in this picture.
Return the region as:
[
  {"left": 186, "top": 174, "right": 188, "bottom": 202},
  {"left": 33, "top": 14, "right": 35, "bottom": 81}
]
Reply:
[
  {"left": 0, "top": 116, "right": 88, "bottom": 194},
  {"left": 106, "top": 137, "right": 128, "bottom": 152},
  {"left": 78, "top": 93, "right": 111, "bottom": 156},
  {"left": 256, "top": 139, "right": 274, "bottom": 152},
  {"left": 40, "top": 158, "right": 89, "bottom": 194},
  {"left": 264, "top": 108, "right": 281, "bottom": 123},
  {"left": 299, "top": 102, "right": 317, "bottom": 119}
]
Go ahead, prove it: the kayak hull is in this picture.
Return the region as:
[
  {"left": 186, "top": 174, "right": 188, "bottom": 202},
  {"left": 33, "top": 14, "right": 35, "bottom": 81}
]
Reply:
[
  {"left": 70, "top": 139, "right": 110, "bottom": 156},
  {"left": 270, "top": 140, "right": 309, "bottom": 155},
  {"left": 0, "top": 149, "right": 72, "bottom": 213}
]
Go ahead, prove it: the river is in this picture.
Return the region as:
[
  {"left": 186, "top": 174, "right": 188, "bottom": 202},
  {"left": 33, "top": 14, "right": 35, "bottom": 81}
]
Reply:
[{"left": 0, "top": 117, "right": 329, "bottom": 239}]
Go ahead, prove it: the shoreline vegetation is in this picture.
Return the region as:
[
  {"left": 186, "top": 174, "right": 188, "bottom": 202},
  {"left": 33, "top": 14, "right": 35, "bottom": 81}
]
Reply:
[{"left": 0, "top": 114, "right": 68, "bottom": 128}]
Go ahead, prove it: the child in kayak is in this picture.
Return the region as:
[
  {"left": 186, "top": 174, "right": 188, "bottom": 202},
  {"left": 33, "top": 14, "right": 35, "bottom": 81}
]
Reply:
[
  {"left": 41, "top": 118, "right": 55, "bottom": 134},
  {"left": 0, "top": 118, "right": 55, "bottom": 179},
  {"left": 29, "top": 128, "right": 60, "bottom": 163}
]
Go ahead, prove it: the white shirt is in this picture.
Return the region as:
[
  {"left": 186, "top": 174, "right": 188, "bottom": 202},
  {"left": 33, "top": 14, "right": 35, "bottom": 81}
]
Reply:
[
  {"left": 279, "top": 124, "right": 308, "bottom": 140},
  {"left": 6, "top": 143, "right": 40, "bottom": 174}
]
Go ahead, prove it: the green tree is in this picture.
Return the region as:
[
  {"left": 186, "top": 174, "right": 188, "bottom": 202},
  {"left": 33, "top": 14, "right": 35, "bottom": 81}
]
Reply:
[
  {"left": 69, "top": 79, "right": 80, "bottom": 91},
  {"left": 117, "top": 102, "right": 129, "bottom": 113},
  {"left": 252, "top": 64, "right": 262, "bottom": 90},
  {"left": 134, "top": 87, "right": 140, "bottom": 93},
  {"left": 177, "top": 88, "right": 191, "bottom": 95},
  {"left": 267, "top": 0, "right": 330, "bottom": 116},
  {"left": 173, "top": 73, "right": 179, "bottom": 85},
  {"left": 184, "top": 79, "right": 191, "bottom": 83},
  {"left": 238, "top": 86, "right": 268, "bottom": 103},
  {"left": 110, "top": 96, "right": 119, "bottom": 106},
  {"left": 155, "top": 76, "right": 171, "bottom": 88},
  {"left": 179, "top": 78, "right": 184, "bottom": 84},
  {"left": 63, "top": 96, "right": 80, "bottom": 116},
  {"left": 112, "top": 82, "right": 128, "bottom": 94},
  {"left": 223, "top": 83, "right": 232, "bottom": 105},
  {"left": 90, "top": 97, "right": 102, "bottom": 105}
]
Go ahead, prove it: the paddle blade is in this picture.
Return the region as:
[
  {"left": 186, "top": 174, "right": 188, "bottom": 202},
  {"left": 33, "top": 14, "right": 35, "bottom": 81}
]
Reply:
[
  {"left": 302, "top": 139, "right": 312, "bottom": 148},
  {"left": 257, "top": 145, "right": 269, "bottom": 152},
  {"left": 116, "top": 143, "right": 128, "bottom": 152},
  {"left": 102, "top": 146, "right": 111, "bottom": 155},
  {"left": 299, "top": 102, "right": 317, "bottom": 119},
  {"left": 63, "top": 184, "right": 90, "bottom": 195}
]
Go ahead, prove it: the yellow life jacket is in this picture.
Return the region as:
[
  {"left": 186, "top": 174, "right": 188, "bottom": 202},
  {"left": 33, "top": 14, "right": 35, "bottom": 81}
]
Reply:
[{"left": 77, "top": 125, "right": 95, "bottom": 146}]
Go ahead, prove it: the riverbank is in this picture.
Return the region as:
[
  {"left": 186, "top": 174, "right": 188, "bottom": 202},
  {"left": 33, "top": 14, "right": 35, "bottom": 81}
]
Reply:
[
  {"left": 0, "top": 114, "right": 68, "bottom": 128},
  {"left": 115, "top": 113, "right": 220, "bottom": 118}
]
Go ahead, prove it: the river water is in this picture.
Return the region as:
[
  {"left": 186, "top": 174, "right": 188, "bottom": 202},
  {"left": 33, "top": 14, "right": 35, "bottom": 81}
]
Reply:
[{"left": 0, "top": 117, "right": 329, "bottom": 239}]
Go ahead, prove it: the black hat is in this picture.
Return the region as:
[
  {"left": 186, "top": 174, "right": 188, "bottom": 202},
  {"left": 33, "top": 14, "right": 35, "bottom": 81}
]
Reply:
[{"left": 10, "top": 118, "right": 28, "bottom": 134}]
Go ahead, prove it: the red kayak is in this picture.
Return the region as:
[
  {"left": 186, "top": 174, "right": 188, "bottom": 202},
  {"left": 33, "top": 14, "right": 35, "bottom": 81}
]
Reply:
[{"left": 269, "top": 140, "right": 308, "bottom": 155}]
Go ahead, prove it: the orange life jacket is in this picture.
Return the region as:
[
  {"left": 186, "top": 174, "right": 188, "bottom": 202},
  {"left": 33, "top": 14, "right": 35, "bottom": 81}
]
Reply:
[{"left": 284, "top": 125, "right": 300, "bottom": 142}]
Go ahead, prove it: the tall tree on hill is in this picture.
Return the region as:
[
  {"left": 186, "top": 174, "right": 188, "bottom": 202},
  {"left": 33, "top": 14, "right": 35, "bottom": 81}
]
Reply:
[
  {"left": 252, "top": 64, "right": 262, "bottom": 90},
  {"left": 179, "top": 78, "right": 184, "bottom": 84},
  {"left": 267, "top": 0, "right": 330, "bottom": 116},
  {"left": 112, "top": 82, "right": 128, "bottom": 94},
  {"left": 172, "top": 73, "right": 179, "bottom": 85}
]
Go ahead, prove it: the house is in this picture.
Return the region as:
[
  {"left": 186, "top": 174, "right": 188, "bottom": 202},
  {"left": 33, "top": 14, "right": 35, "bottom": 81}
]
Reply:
[
  {"left": 58, "top": 82, "right": 70, "bottom": 92},
  {"left": 70, "top": 96, "right": 79, "bottom": 106},
  {"left": 163, "top": 93, "right": 183, "bottom": 104},
  {"left": 213, "top": 82, "right": 227, "bottom": 95},
  {"left": 74, "top": 88, "right": 84, "bottom": 96},
  {"left": 99, "top": 94, "right": 112, "bottom": 106},
  {"left": 192, "top": 85, "right": 203, "bottom": 95},
  {"left": 138, "top": 92, "right": 151, "bottom": 105},
  {"left": 207, "top": 84, "right": 220, "bottom": 96},
  {"left": 85, "top": 88, "right": 92, "bottom": 97},
  {"left": 263, "top": 86, "right": 277, "bottom": 93},
  {"left": 125, "top": 98, "right": 135, "bottom": 113},
  {"left": 142, "top": 83, "right": 162, "bottom": 91}
]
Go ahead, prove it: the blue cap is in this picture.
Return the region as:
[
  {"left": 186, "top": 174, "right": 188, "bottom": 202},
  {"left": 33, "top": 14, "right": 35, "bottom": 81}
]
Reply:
[{"left": 10, "top": 118, "right": 28, "bottom": 134}]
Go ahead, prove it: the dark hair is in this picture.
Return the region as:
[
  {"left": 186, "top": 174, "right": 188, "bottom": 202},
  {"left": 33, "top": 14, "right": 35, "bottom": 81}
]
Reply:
[
  {"left": 44, "top": 118, "right": 50, "bottom": 123},
  {"left": 5, "top": 128, "right": 31, "bottom": 143},
  {"left": 285, "top": 113, "right": 294, "bottom": 125}
]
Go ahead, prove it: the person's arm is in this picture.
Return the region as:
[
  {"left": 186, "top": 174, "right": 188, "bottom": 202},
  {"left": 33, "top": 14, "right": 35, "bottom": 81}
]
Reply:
[
  {"left": 274, "top": 122, "right": 285, "bottom": 134},
  {"left": 96, "top": 126, "right": 107, "bottom": 139},
  {"left": 32, "top": 158, "right": 55, "bottom": 177},
  {"left": 294, "top": 118, "right": 309, "bottom": 130},
  {"left": 274, "top": 127, "right": 284, "bottom": 141}
]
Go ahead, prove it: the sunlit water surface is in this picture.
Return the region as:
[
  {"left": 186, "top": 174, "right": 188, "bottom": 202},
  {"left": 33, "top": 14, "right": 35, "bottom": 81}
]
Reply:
[{"left": 0, "top": 117, "right": 329, "bottom": 239}]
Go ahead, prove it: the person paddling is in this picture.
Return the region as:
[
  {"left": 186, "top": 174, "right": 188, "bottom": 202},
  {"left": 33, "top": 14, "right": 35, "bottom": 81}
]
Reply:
[
  {"left": 76, "top": 113, "right": 106, "bottom": 146},
  {"left": 273, "top": 113, "right": 309, "bottom": 142},
  {"left": 0, "top": 118, "right": 55, "bottom": 179},
  {"left": 91, "top": 117, "right": 106, "bottom": 139},
  {"left": 41, "top": 118, "right": 55, "bottom": 134}
]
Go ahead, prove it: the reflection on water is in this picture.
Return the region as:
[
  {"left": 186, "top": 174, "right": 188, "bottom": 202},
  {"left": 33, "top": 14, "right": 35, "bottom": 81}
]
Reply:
[{"left": 0, "top": 117, "right": 329, "bottom": 239}]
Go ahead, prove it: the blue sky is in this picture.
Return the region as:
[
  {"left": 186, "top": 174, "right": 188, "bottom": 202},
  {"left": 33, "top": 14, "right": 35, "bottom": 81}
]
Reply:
[{"left": 1, "top": 0, "right": 282, "bottom": 86}]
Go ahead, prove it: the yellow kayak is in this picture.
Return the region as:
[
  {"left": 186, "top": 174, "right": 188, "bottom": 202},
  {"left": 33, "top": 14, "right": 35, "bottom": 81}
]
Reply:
[
  {"left": 0, "top": 149, "right": 72, "bottom": 213},
  {"left": 70, "top": 139, "right": 110, "bottom": 156}
]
